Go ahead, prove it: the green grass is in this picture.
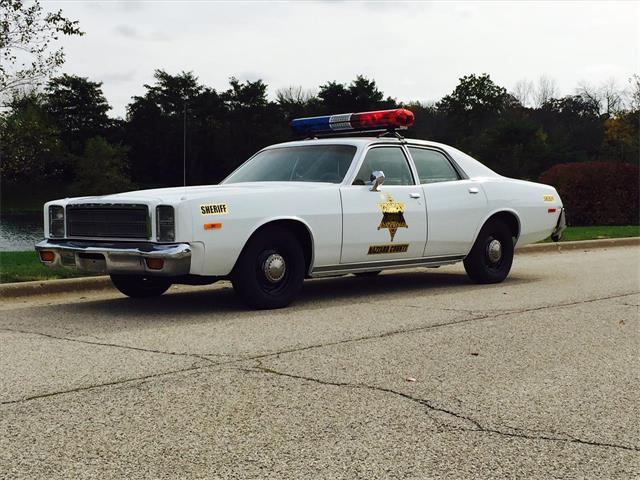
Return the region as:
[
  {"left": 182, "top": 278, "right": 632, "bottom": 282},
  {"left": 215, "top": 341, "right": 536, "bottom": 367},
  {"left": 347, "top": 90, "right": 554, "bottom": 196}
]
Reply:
[
  {"left": 0, "top": 251, "right": 98, "bottom": 283},
  {"left": 0, "top": 225, "right": 638, "bottom": 283},
  {"left": 543, "top": 225, "right": 640, "bottom": 243}
]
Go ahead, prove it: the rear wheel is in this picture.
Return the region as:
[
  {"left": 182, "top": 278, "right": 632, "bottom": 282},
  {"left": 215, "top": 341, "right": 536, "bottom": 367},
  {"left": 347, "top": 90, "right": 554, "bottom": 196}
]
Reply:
[
  {"left": 231, "top": 226, "right": 305, "bottom": 309},
  {"left": 463, "top": 220, "right": 514, "bottom": 284},
  {"left": 110, "top": 274, "right": 172, "bottom": 298}
]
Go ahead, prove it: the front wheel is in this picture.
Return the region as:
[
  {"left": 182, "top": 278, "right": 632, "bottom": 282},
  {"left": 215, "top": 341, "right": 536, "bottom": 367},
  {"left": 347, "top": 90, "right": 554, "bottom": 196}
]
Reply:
[
  {"left": 231, "top": 226, "right": 305, "bottom": 309},
  {"left": 463, "top": 220, "right": 514, "bottom": 284},
  {"left": 110, "top": 274, "right": 172, "bottom": 298}
]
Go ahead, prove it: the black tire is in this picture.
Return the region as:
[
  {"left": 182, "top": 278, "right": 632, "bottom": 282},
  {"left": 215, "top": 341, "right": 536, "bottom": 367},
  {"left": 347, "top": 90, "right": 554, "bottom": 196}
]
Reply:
[
  {"left": 231, "top": 226, "right": 305, "bottom": 309},
  {"left": 354, "top": 270, "right": 382, "bottom": 277},
  {"left": 464, "top": 220, "right": 514, "bottom": 284},
  {"left": 110, "top": 274, "right": 172, "bottom": 298}
]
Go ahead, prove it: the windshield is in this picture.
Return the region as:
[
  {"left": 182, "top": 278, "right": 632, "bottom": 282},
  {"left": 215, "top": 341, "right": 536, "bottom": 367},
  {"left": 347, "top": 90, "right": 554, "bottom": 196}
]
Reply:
[{"left": 223, "top": 145, "right": 357, "bottom": 184}]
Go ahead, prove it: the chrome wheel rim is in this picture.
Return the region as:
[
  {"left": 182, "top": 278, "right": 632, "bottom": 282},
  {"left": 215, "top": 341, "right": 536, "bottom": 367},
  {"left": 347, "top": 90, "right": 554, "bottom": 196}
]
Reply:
[
  {"left": 486, "top": 239, "right": 502, "bottom": 264},
  {"left": 263, "top": 253, "right": 286, "bottom": 283}
]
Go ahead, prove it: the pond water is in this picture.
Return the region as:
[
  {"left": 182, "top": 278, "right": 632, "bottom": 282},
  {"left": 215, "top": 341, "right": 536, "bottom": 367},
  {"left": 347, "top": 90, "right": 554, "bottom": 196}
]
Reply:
[{"left": 1, "top": 214, "right": 44, "bottom": 251}]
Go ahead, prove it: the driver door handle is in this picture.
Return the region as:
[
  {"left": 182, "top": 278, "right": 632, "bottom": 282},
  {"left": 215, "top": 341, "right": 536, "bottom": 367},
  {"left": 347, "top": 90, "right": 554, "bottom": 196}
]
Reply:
[
  {"left": 409, "top": 193, "right": 421, "bottom": 199},
  {"left": 468, "top": 187, "right": 479, "bottom": 194}
]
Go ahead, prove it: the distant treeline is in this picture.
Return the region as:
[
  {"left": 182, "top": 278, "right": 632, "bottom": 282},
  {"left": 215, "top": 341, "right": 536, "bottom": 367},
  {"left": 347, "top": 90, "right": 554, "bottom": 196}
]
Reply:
[{"left": 1, "top": 71, "right": 638, "bottom": 196}]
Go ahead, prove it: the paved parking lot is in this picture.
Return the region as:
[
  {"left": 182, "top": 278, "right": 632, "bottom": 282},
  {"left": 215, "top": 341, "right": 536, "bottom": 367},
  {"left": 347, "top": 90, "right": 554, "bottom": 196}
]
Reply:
[{"left": 1, "top": 246, "right": 639, "bottom": 479}]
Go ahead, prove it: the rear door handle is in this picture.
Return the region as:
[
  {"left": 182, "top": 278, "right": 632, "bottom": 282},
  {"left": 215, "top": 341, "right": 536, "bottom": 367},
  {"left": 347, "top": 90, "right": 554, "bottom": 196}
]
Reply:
[
  {"left": 409, "top": 193, "right": 421, "bottom": 199},
  {"left": 468, "top": 187, "right": 479, "bottom": 194}
]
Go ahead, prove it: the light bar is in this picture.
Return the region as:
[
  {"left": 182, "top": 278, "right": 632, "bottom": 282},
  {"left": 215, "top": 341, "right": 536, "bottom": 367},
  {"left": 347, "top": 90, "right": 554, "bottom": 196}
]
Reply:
[{"left": 290, "top": 108, "right": 414, "bottom": 135}]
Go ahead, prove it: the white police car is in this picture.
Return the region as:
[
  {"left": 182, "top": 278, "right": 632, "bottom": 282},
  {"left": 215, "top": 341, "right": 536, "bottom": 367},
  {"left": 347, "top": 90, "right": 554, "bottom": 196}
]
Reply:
[{"left": 36, "top": 109, "right": 566, "bottom": 309}]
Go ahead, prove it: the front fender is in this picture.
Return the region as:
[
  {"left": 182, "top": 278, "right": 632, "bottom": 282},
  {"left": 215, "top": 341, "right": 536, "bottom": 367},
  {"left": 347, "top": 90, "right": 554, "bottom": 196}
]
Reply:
[{"left": 243, "top": 216, "right": 317, "bottom": 275}]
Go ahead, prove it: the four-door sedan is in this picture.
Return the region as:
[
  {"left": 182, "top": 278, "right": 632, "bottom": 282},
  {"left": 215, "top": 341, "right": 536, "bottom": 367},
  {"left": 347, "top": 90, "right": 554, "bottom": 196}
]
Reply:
[{"left": 36, "top": 109, "right": 566, "bottom": 309}]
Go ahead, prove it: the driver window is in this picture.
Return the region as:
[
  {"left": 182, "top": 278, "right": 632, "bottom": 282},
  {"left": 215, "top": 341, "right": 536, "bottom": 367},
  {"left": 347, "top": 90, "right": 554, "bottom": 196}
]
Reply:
[{"left": 353, "top": 147, "right": 414, "bottom": 186}]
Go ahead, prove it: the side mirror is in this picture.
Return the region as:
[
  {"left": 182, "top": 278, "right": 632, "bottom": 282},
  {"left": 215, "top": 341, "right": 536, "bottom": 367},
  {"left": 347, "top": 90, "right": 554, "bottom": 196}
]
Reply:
[{"left": 370, "top": 170, "right": 385, "bottom": 191}]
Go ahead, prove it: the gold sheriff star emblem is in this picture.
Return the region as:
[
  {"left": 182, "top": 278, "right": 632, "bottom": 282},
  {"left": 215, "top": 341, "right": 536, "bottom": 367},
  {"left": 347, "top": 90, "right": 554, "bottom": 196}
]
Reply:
[{"left": 377, "top": 194, "right": 408, "bottom": 241}]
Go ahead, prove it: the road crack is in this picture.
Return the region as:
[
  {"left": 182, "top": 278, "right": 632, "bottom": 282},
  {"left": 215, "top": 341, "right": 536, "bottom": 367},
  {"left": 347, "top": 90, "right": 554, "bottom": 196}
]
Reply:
[
  {"left": 244, "top": 361, "right": 639, "bottom": 453},
  {"left": 1, "top": 291, "right": 638, "bottom": 407},
  {"left": 0, "top": 364, "right": 204, "bottom": 406},
  {"left": 0, "top": 326, "right": 234, "bottom": 365}
]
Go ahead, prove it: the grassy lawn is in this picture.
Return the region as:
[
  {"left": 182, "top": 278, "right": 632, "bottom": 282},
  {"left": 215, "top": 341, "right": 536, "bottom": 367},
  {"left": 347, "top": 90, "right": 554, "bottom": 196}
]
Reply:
[
  {"left": 542, "top": 225, "right": 640, "bottom": 242},
  {"left": 0, "top": 251, "right": 97, "bottom": 283},
  {"left": 0, "top": 225, "right": 638, "bottom": 283}
]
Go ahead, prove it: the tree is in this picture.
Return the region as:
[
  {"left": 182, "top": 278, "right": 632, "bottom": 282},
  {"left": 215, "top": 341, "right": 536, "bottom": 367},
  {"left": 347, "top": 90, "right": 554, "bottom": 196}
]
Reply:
[
  {"left": 44, "top": 74, "right": 112, "bottom": 154},
  {"left": 604, "top": 110, "right": 639, "bottom": 163},
  {"left": 126, "top": 70, "right": 203, "bottom": 184},
  {"left": 318, "top": 80, "right": 352, "bottom": 113},
  {"left": 628, "top": 74, "right": 640, "bottom": 111},
  {"left": 72, "top": 136, "right": 132, "bottom": 195},
  {"left": 276, "top": 86, "right": 317, "bottom": 107},
  {"left": 533, "top": 75, "right": 558, "bottom": 107},
  {"left": 436, "top": 73, "right": 514, "bottom": 142},
  {"left": 534, "top": 95, "right": 603, "bottom": 163},
  {"left": 318, "top": 75, "right": 392, "bottom": 113},
  {"left": 0, "top": 92, "right": 65, "bottom": 182},
  {"left": 511, "top": 79, "right": 534, "bottom": 107},
  {"left": 0, "top": 0, "right": 83, "bottom": 97},
  {"left": 125, "top": 71, "right": 283, "bottom": 186},
  {"left": 438, "top": 74, "right": 512, "bottom": 116},
  {"left": 577, "top": 79, "right": 626, "bottom": 116},
  {"left": 347, "top": 75, "right": 385, "bottom": 111}
]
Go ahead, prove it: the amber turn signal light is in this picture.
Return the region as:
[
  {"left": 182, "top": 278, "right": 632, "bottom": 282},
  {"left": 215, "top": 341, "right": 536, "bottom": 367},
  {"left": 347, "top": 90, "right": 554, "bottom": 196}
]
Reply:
[
  {"left": 145, "top": 258, "right": 164, "bottom": 270},
  {"left": 204, "top": 223, "right": 222, "bottom": 230},
  {"left": 39, "top": 251, "right": 55, "bottom": 262}
]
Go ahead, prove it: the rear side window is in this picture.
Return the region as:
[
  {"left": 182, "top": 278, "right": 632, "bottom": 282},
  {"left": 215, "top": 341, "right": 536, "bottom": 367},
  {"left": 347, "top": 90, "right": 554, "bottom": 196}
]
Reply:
[
  {"left": 353, "top": 147, "right": 414, "bottom": 186},
  {"left": 409, "top": 147, "right": 460, "bottom": 184}
]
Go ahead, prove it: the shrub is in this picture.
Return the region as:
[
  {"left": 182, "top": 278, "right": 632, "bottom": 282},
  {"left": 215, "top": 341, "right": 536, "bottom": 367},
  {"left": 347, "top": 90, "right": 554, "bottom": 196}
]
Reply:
[{"left": 539, "top": 162, "right": 639, "bottom": 226}]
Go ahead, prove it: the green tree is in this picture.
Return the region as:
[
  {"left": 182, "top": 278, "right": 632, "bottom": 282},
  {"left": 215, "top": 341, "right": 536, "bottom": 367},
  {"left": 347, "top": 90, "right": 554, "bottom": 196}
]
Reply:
[
  {"left": 533, "top": 95, "right": 603, "bottom": 163},
  {"left": 0, "top": 92, "right": 65, "bottom": 182},
  {"left": 437, "top": 74, "right": 514, "bottom": 130},
  {"left": 318, "top": 75, "right": 393, "bottom": 114},
  {"left": 72, "top": 136, "right": 132, "bottom": 195},
  {"left": 126, "top": 70, "right": 208, "bottom": 184},
  {"left": 603, "top": 110, "right": 639, "bottom": 164},
  {"left": 0, "top": 0, "right": 83, "bottom": 96},
  {"left": 44, "top": 74, "right": 112, "bottom": 155},
  {"left": 318, "top": 81, "right": 352, "bottom": 113}
]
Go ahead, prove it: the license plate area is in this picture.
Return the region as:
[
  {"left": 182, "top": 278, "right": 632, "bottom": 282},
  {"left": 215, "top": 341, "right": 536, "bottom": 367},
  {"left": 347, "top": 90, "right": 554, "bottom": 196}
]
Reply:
[{"left": 77, "top": 253, "right": 107, "bottom": 273}]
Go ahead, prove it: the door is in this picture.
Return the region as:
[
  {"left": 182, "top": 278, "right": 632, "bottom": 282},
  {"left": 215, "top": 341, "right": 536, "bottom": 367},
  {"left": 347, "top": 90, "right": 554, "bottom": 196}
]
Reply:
[
  {"left": 340, "top": 146, "right": 427, "bottom": 264},
  {"left": 407, "top": 146, "right": 488, "bottom": 257}
]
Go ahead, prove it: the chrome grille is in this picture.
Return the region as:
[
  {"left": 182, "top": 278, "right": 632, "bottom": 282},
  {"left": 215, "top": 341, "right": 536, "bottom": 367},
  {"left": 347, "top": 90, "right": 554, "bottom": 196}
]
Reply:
[{"left": 66, "top": 204, "right": 149, "bottom": 239}]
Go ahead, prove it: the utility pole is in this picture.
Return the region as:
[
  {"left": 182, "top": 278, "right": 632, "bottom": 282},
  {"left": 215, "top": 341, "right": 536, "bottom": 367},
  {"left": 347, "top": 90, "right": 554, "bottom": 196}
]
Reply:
[{"left": 183, "top": 99, "right": 187, "bottom": 187}]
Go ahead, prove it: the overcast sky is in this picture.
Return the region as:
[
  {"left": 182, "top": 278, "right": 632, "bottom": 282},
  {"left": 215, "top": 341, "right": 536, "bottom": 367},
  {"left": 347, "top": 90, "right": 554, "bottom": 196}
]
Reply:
[{"left": 49, "top": 0, "right": 639, "bottom": 118}]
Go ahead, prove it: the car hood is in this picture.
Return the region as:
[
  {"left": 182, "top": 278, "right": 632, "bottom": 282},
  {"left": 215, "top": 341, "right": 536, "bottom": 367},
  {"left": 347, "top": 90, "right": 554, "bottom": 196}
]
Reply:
[{"left": 68, "top": 182, "right": 337, "bottom": 204}]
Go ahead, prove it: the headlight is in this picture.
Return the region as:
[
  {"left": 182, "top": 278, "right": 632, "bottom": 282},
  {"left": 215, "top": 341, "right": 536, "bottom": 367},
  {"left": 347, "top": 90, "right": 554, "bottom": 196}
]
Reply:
[
  {"left": 48, "top": 205, "right": 65, "bottom": 238},
  {"left": 156, "top": 205, "right": 175, "bottom": 242}
]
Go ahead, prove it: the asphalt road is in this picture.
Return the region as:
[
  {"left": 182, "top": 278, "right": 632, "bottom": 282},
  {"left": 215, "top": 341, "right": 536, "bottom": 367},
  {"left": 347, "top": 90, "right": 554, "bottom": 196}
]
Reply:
[{"left": 1, "top": 246, "right": 639, "bottom": 479}]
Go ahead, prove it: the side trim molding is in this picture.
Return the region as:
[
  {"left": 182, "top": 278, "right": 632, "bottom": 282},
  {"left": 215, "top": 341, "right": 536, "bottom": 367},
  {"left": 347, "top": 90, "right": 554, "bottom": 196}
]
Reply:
[{"left": 311, "top": 254, "right": 465, "bottom": 277}]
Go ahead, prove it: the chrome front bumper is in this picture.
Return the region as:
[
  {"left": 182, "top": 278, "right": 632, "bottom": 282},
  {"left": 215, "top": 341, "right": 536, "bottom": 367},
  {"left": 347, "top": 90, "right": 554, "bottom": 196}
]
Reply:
[{"left": 35, "top": 240, "right": 192, "bottom": 276}]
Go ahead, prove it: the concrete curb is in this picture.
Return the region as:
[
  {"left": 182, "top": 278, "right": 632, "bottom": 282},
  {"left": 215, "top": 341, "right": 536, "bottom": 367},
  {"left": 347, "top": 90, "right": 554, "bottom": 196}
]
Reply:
[
  {"left": 517, "top": 236, "right": 640, "bottom": 254},
  {"left": 0, "top": 276, "right": 112, "bottom": 299},
  {"left": 1, "top": 237, "right": 638, "bottom": 299}
]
